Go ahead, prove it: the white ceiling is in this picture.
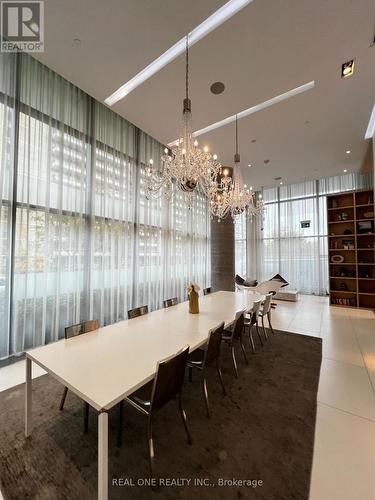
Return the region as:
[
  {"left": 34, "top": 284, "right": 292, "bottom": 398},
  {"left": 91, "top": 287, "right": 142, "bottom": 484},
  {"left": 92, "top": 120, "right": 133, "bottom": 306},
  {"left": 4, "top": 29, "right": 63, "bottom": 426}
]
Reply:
[{"left": 34, "top": 0, "right": 375, "bottom": 189}]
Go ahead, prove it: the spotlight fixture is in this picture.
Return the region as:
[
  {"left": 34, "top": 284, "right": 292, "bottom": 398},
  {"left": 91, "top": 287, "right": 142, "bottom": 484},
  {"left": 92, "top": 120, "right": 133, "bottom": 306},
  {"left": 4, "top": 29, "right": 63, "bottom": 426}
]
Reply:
[
  {"left": 343, "top": 169, "right": 348, "bottom": 173},
  {"left": 279, "top": 181, "right": 283, "bottom": 185},
  {"left": 247, "top": 163, "right": 252, "bottom": 167},
  {"left": 346, "top": 150, "right": 351, "bottom": 154},
  {"left": 274, "top": 176, "right": 282, "bottom": 181},
  {"left": 264, "top": 159, "right": 270, "bottom": 164},
  {"left": 341, "top": 60, "right": 355, "bottom": 78}
]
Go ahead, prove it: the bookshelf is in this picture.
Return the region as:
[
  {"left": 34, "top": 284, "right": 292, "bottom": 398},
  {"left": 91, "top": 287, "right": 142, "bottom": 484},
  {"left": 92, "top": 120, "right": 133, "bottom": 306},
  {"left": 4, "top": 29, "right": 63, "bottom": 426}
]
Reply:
[{"left": 327, "top": 189, "right": 375, "bottom": 309}]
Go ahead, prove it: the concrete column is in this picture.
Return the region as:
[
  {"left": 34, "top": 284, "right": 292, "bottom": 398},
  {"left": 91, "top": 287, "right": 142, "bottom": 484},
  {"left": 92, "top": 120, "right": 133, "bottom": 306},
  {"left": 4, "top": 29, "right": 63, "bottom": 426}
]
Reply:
[{"left": 210, "top": 217, "right": 235, "bottom": 292}]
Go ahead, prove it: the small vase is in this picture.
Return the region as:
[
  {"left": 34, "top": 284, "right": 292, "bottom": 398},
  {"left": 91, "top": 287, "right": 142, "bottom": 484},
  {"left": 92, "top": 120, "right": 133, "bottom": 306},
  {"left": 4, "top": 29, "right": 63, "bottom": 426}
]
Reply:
[{"left": 189, "top": 287, "right": 199, "bottom": 314}]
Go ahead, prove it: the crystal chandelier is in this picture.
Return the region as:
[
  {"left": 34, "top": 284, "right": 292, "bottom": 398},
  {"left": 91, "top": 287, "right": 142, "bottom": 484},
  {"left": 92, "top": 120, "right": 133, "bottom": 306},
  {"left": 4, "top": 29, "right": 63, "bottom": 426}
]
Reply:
[
  {"left": 145, "top": 35, "right": 222, "bottom": 205},
  {"left": 210, "top": 115, "right": 265, "bottom": 221}
]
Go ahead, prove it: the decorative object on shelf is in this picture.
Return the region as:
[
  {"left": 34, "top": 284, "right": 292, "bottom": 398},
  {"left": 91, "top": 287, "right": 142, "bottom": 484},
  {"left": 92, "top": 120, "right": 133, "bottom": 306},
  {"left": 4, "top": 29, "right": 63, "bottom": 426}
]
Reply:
[
  {"left": 343, "top": 239, "right": 354, "bottom": 250},
  {"left": 331, "top": 255, "right": 344, "bottom": 263},
  {"left": 339, "top": 282, "right": 348, "bottom": 290},
  {"left": 341, "top": 212, "right": 349, "bottom": 220},
  {"left": 210, "top": 115, "right": 265, "bottom": 221},
  {"left": 339, "top": 267, "right": 348, "bottom": 277},
  {"left": 343, "top": 229, "right": 353, "bottom": 235},
  {"left": 187, "top": 283, "right": 200, "bottom": 314},
  {"left": 363, "top": 211, "right": 374, "bottom": 218},
  {"left": 357, "top": 220, "right": 374, "bottom": 234},
  {"left": 145, "top": 35, "right": 222, "bottom": 206}
]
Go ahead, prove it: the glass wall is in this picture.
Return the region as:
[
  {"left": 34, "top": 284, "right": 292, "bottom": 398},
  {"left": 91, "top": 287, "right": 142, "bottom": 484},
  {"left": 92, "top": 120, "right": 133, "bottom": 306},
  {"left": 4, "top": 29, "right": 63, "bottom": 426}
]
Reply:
[
  {"left": 0, "top": 53, "right": 211, "bottom": 359},
  {"left": 236, "top": 173, "right": 373, "bottom": 295}
]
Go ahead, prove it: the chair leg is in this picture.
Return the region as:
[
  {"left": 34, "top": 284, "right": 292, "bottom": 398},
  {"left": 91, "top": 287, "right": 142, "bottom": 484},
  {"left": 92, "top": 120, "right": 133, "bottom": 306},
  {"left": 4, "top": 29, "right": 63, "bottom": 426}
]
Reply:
[
  {"left": 240, "top": 336, "right": 249, "bottom": 364},
  {"left": 59, "top": 386, "right": 68, "bottom": 410},
  {"left": 256, "top": 323, "right": 263, "bottom": 346},
  {"left": 147, "top": 416, "right": 156, "bottom": 481},
  {"left": 261, "top": 315, "right": 268, "bottom": 340},
  {"left": 202, "top": 378, "right": 210, "bottom": 419},
  {"left": 249, "top": 326, "right": 256, "bottom": 353},
  {"left": 83, "top": 402, "right": 89, "bottom": 433},
  {"left": 216, "top": 360, "right": 226, "bottom": 395},
  {"left": 117, "top": 400, "right": 124, "bottom": 447},
  {"left": 267, "top": 312, "right": 275, "bottom": 334},
  {"left": 188, "top": 366, "right": 193, "bottom": 382},
  {"left": 231, "top": 345, "right": 238, "bottom": 378},
  {"left": 178, "top": 394, "right": 193, "bottom": 445}
]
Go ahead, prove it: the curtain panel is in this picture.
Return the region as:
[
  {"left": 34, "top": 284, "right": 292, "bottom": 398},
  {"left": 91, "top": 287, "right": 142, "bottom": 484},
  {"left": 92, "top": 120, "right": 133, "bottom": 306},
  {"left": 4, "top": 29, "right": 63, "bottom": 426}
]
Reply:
[
  {"left": 0, "top": 53, "right": 211, "bottom": 360},
  {"left": 236, "top": 174, "right": 373, "bottom": 295}
]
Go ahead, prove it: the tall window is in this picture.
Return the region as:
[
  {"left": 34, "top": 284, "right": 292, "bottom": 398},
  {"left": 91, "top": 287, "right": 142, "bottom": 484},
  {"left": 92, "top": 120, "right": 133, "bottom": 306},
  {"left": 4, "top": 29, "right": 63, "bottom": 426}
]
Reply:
[
  {"left": 0, "top": 53, "right": 211, "bottom": 359},
  {"left": 236, "top": 174, "right": 373, "bottom": 295}
]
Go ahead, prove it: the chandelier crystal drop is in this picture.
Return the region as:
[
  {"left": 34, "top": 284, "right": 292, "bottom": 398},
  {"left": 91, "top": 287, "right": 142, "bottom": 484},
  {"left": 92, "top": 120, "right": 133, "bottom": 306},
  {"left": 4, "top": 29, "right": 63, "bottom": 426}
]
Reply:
[
  {"left": 145, "top": 35, "right": 222, "bottom": 205},
  {"left": 210, "top": 115, "right": 265, "bottom": 221}
]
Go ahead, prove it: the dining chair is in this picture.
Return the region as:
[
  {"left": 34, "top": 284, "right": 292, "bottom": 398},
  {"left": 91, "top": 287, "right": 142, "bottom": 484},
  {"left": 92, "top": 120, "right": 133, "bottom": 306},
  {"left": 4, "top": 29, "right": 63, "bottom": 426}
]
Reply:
[
  {"left": 117, "top": 345, "right": 192, "bottom": 480},
  {"left": 259, "top": 293, "right": 274, "bottom": 340},
  {"left": 222, "top": 310, "right": 247, "bottom": 378},
  {"left": 203, "top": 287, "right": 212, "bottom": 295},
  {"left": 59, "top": 319, "right": 100, "bottom": 433},
  {"left": 163, "top": 297, "right": 178, "bottom": 308},
  {"left": 187, "top": 322, "right": 226, "bottom": 418},
  {"left": 128, "top": 305, "right": 149, "bottom": 319},
  {"left": 244, "top": 299, "right": 263, "bottom": 353}
]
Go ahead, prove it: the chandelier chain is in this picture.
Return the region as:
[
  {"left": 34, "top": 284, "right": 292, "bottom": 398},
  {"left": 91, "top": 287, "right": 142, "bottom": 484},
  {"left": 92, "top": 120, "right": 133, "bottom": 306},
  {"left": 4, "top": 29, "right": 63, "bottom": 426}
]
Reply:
[{"left": 185, "top": 35, "right": 189, "bottom": 101}]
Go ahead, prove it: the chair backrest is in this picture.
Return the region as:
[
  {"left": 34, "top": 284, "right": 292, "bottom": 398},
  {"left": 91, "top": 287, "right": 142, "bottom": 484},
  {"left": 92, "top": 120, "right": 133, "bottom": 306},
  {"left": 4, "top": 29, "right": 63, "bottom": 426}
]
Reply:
[
  {"left": 128, "top": 305, "right": 149, "bottom": 319},
  {"left": 261, "top": 293, "right": 273, "bottom": 315},
  {"left": 232, "top": 310, "right": 245, "bottom": 340},
  {"left": 249, "top": 299, "right": 262, "bottom": 325},
  {"left": 256, "top": 280, "right": 283, "bottom": 295},
  {"left": 163, "top": 297, "right": 178, "bottom": 308},
  {"left": 151, "top": 345, "right": 190, "bottom": 412},
  {"left": 203, "top": 287, "right": 212, "bottom": 296},
  {"left": 65, "top": 319, "right": 99, "bottom": 339},
  {"left": 204, "top": 321, "right": 224, "bottom": 366}
]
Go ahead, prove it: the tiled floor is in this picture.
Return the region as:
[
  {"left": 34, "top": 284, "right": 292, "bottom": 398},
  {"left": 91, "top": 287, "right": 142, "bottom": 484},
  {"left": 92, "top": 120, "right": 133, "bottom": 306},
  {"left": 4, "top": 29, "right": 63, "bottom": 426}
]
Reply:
[{"left": 0, "top": 295, "right": 374, "bottom": 500}]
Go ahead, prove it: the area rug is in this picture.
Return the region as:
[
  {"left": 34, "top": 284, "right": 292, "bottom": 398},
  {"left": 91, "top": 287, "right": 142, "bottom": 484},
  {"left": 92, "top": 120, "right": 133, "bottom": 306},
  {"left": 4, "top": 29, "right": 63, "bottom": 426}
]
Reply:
[{"left": 0, "top": 330, "right": 322, "bottom": 500}]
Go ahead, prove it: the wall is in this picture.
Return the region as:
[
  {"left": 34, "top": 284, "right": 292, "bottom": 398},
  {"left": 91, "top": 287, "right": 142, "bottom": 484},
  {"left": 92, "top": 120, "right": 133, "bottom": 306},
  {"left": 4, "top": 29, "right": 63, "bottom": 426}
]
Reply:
[{"left": 210, "top": 217, "right": 235, "bottom": 291}]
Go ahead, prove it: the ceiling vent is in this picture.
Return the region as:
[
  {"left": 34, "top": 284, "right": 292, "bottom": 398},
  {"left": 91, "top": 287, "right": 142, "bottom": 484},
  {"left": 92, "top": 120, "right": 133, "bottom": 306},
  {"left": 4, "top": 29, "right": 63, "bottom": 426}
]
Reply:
[{"left": 210, "top": 82, "right": 225, "bottom": 95}]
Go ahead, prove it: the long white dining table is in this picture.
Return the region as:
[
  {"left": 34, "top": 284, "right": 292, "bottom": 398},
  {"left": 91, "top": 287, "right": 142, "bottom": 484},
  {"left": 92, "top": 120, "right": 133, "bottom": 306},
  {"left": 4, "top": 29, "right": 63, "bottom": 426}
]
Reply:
[{"left": 25, "top": 290, "right": 262, "bottom": 500}]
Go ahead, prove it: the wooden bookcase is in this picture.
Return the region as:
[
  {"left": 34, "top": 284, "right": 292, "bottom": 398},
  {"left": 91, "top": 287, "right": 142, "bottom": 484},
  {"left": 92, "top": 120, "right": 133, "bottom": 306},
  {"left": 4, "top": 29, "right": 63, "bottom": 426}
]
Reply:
[{"left": 327, "top": 189, "right": 375, "bottom": 309}]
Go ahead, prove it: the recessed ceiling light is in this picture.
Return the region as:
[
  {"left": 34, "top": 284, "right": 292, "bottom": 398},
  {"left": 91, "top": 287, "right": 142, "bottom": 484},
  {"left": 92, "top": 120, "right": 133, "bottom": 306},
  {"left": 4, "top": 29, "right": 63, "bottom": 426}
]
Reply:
[
  {"left": 365, "top": 103, "right": 375, "bottom": 139},
  {"left": 343, "top": 169, "right": 348, "bottom": 173},
  {"left": 175, "top": 81, "right": 315, "bottom": 142},
  {"left": 73, "top": 38, "right": 81, "bottom": 45},
  {"left": 251, "top": 139, "right": 256, "bottom": 143},
  {"left": 264, "top": 159, "right": 270, "bottom": 164},
  {"left": 104, "top": 0, "right": 253, "bottom": 105},
  {"left": 247, "top": 163, "right": 252, "bottom": 167},
  {"left": 279, "top": 181, "right": 283, "bottom": 185},
  {"left": 210, "top": 81, "right": 225, "bottom": 95},
  {"left": 341, "top": 59, "right": 355, "bottom": 78},
  {"left": 346, "top": 149, "right": 351, "bottom": 154}
]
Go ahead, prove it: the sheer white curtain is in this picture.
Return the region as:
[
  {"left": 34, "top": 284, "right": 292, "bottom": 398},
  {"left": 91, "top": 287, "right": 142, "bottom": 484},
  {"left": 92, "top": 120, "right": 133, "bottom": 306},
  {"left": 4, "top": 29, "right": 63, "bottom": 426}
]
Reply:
[
  {"left": 241, "top": 173, "right": 373, "bottom": 295},
  {"left": 0, "top": 53, "right": 16, "bottom": 358},
  {"left": 0, "top": 53, "right": 211, "bottom": 360}
]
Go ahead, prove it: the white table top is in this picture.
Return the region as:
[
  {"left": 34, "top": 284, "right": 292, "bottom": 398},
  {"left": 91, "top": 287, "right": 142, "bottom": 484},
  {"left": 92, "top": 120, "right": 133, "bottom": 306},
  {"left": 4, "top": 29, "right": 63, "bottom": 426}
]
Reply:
[{"left": 27, "top": 291, "right": 262, "bottom": 411}]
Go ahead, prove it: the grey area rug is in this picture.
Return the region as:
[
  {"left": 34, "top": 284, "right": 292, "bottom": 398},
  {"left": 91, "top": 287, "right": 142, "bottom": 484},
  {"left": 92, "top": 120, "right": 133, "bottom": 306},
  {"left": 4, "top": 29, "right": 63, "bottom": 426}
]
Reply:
[{"left": 0, "top": 330, "right": 322, "bottom": 500}]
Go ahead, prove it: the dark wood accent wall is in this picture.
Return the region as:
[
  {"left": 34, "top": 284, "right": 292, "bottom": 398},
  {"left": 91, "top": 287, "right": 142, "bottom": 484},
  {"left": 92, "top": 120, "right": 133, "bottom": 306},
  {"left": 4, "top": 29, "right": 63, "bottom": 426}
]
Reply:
[{"left": 211, "top": 217, "right": 235, "bottom": 292}]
